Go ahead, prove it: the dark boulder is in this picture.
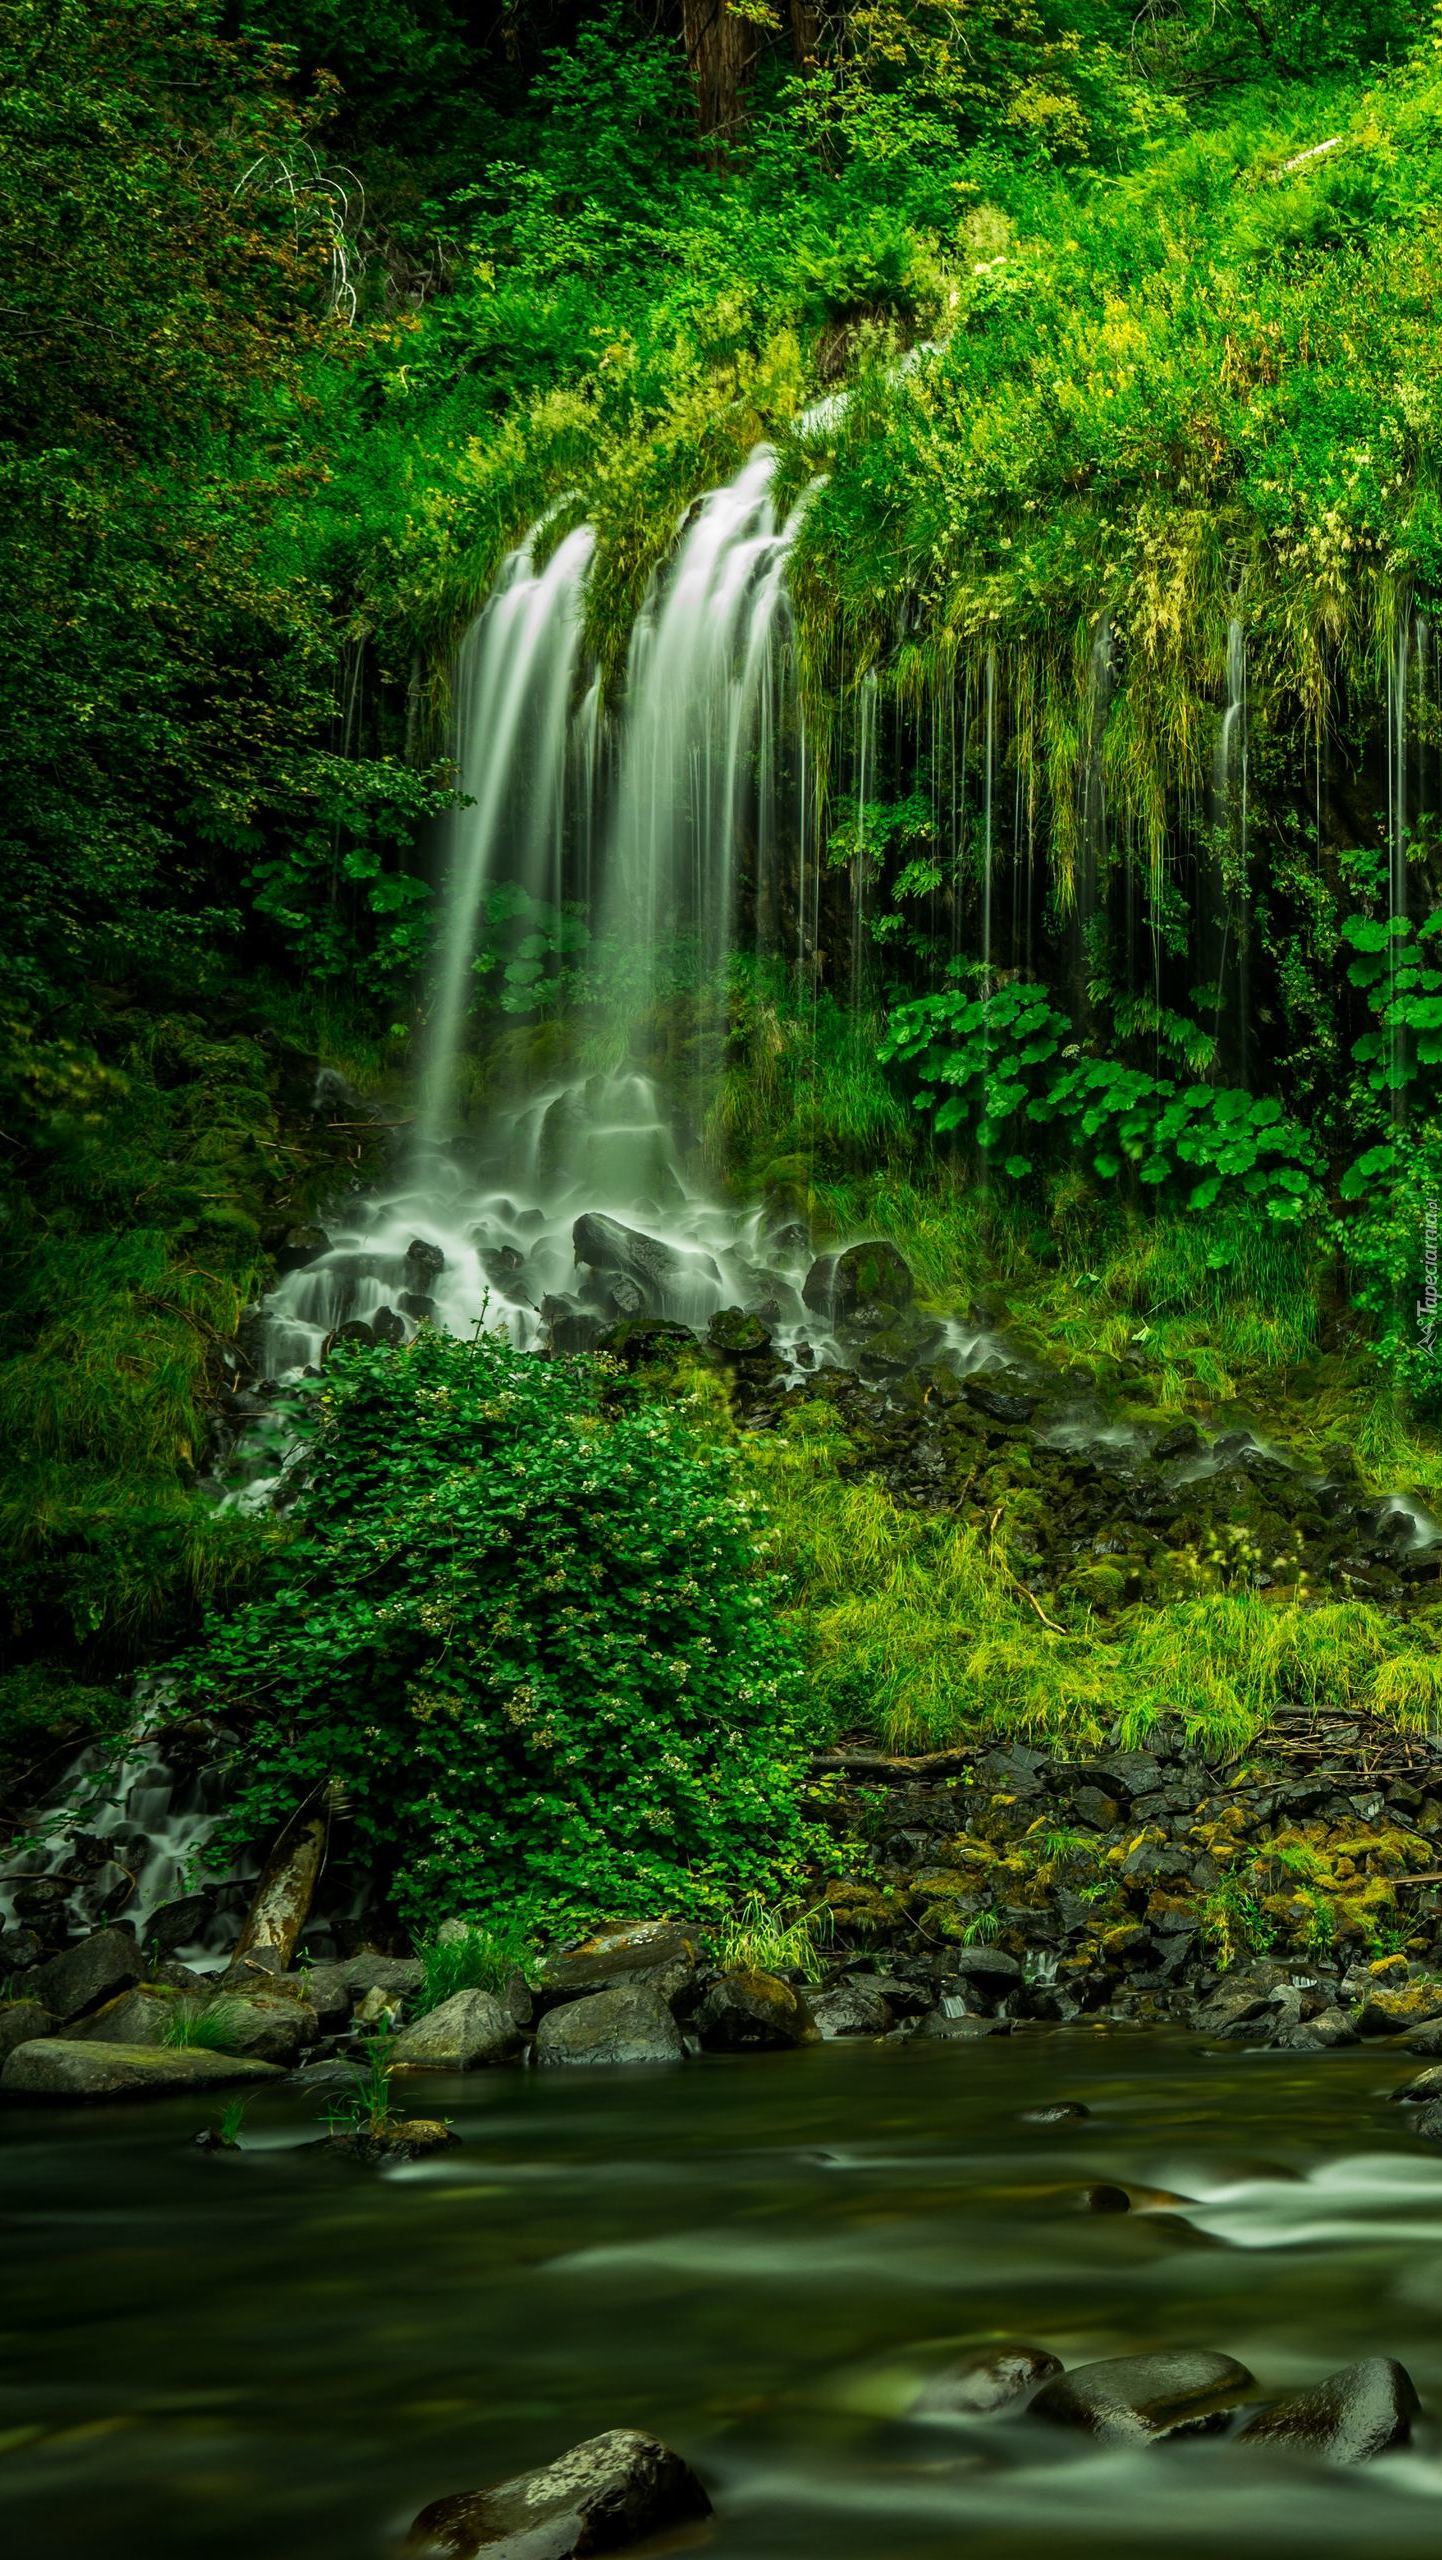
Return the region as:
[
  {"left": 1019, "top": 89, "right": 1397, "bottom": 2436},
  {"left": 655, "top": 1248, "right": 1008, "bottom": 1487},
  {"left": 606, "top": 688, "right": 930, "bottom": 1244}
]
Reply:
[
  {"left": 534, "top": 1984, "right": 684, "bottom": 2068},
  {"left": 573, "top": 1213, "right": 718, "bottom": 1306},
  {"left": 540, "top": 1922, "right": 697, "bottom": 2008},
  {"left": 802, "top": 1240, "right": 914, "bottom": 1330},
  {"left": 0, "top": 2001, "right": 53, "bottom": 2061},
  {"left": 31, "top": 1925, "right": 141, "bottom": 2024},
  {"left": 405, "top": 2428, "right": 711, "bottom": 2560},
  {"left": 594, "top": 1318, "right": 695, "bottom": 1366},
  {"left": 1030, "top": 2350, "right": 1254, "bottom": 2444},
  {"left": 144, "top": 1892, "right": 216, "bottom": 1957},
  {"left": 695, "top": 1969, "right": 818, "bottom": 2051},
  {"left": 1238, "top": 2357, "right": 1419, "bottom": 2462},
  {"left": 913, "top": 2341, "right": 1063, "bottom": 2418},
  {"left": 274, "top": 1224, "right": 330, "bottom": 1274},
  {"left": 964, "top": 1376, "right": 1037, "bottom": 1427},
  {"left": 406, "top": 1238, "right": 446, "bottom": 1287},
  {"left": 811, "top": 1979, "right": 893, "bottom": 2039}
]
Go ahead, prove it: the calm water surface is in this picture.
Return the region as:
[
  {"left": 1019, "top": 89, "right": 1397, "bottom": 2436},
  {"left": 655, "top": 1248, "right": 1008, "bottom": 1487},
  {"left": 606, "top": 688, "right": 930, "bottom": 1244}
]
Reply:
[{"left": 7, "top": 2031, "right": 1442, "bottom": 2558}]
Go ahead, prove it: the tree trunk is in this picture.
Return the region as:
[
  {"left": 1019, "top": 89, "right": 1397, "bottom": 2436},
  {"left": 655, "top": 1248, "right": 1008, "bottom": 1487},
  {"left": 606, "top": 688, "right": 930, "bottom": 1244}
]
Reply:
[
  {"left": 681, "top": 0, "right": 759, "bottom": 149},
  {"left": 225, "top": 1810, "right": 328, "bottom": 1981}
]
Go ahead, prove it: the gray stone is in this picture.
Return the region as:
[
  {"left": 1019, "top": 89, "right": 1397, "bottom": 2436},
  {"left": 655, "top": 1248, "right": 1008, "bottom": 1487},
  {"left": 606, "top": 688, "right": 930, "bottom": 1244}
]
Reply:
[
  {"left": 405, "top": 2427, "right": 710, "bottom": 2560},
  {"left": 539, "top": 1921, "right": 696, "bottom": 2008},
  {"left": 812, "top": 1981, "right": 893, "bottom": 2039},
  {"left": 1391, "top": 2063, "right": 1442, "bottom": 2104},
  {"left": 1, "top": 2039, "right": 281, "bottom": 2101},
  {"left": 694, "top": 1969, "right": 817, "bottom": 2052},
  {"left": 391, "top": 1990, "right": 520, "bottom": 2071},
  {"left": 67, "top": 1985, "right": 179, "bottom": 2046},
  {"left": 218, "top": 1991, "right": 319, "bottom": 2064},
  {"left": 913, "top": 2341, "right": 1063, "bottom": 2417},
  {"left": 1030, "top": 2350, "right": 1254, "bottom": 2444},
  {"left": 1239, "top": 2357, "right": 1419, "bottom": 2461},
  {"left": 0, "top": 2001, "right": 53, "bottom": 2060},
  {"left": 573, "top": 1214, "right": 718, "bottom": 1307},
  {"left": 31, "top": 1926, "right": 141, "bottom": 2023},
  {"left": 534, "top": 1984, "right": 683, "bottom": 2068},
  {"left": 1279, "top": 2005, "right": 1358, "bottom": 2051}
]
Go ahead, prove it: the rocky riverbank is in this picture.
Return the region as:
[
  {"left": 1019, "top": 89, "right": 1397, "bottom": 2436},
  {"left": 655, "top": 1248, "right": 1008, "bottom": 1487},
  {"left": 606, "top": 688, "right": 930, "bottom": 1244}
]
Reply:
[{"left": 9, "top": 1703, "right": 1442, "bottom": 2109}]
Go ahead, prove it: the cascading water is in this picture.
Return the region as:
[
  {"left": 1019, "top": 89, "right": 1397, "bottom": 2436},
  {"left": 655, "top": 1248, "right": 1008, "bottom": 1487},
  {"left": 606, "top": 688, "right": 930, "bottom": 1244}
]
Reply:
[
  {"left": 415, "top": 520, "right": 595, "bottom": 1156},
  {"left": 244, "top": 440, "right": 998, "bottom": 1427},
  {"left": 601, "top": 443, "right": 804, "bottom": 1025}
]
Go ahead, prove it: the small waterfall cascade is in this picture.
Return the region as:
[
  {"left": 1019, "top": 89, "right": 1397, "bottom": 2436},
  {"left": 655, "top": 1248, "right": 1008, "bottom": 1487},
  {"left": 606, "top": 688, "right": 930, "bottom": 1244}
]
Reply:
[
  {"left": 415, "top": 521, "right": 595, "bottom": 1155},
  {"left": 244, "top": 440, "right": 999, "bottom": 1427},
  {"left": 601, "top": 443, "right": 804, "bottom": 1025},
  {"left": 0, "top": 1715, "right": 252, "bottom": 1970}
]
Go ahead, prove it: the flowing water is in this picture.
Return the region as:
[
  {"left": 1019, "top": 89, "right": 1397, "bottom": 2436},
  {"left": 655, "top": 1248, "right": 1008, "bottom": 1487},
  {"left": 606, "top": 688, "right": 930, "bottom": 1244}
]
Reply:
[{"left": 9, "top": 2036, "right": 1442, "bottom": 2559}]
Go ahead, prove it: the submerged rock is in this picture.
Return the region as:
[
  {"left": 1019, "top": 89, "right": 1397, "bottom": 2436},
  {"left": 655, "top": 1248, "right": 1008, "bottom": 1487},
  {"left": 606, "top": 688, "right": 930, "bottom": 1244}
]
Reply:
[
  {"left": 1, "top": 2039, "right": 281, "bottom": 2101},
  {"left": 1021, "top": 2101, "right": 1090, "bottom": 2124},
  {"left": 1238, "top": 2356, "right": 1419, "bottom": 2461},
  {"left": 913, "top": 2341, "right": 1063, "bottom": 2418},
  {"left": 695, "top": 1969, "right": 818, "bottom": 2051},
  {"left": 390, "top": 1990, "right": 520, "bottom": 2071},
  {"left": 1030, "top": 2350, "right": 1254, "bottom": 2444},
  {"left": 405, "top": 2427, "right": 711, "bottom": 2560},
  {"left": 534, "top": 1984, "right": 684, "bottom": 2068}
]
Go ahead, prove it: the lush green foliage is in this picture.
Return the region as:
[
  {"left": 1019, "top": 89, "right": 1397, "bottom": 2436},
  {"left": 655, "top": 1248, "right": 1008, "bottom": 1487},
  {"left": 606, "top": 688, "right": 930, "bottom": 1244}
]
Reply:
[
  {"left": 882, "top": 966, "right": 1322, "bottom": 1216},
  {"left": 417, "top": 1916, "right": 540, "bottom": 2010},
  {"left": 184, "top": 1331, "right": 815, "bottom": 1932}
]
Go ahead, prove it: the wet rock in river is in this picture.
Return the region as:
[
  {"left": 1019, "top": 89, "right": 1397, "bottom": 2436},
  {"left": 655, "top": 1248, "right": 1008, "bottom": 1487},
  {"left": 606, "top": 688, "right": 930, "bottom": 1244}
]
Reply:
[
  {"left": 1355, "top": 1985, "right": 1442, "bottom": 2035},
  {"left": 573, "top": 1212, "right": 718, "bottom": 1306},
  {"left": 30, "top": 1925, "right": 142, "bottom": 2023},
  {"left": 811, "top": 1979, "right": 893, "bottom": 2039},
  {"left": 1389, "top": 2063, "right": 1442, "bottom": 2105},
  {"left": 390, "top": 1990, "right": 520, "bottom": 2071},
  {"left": 144, "top": 1891, "right": 216, "bottom": 1957},
  {"left": 1404, "top": 2015, "right": 1442, "bottom": 2056},
  {"left": 1238, "top": 2356, "right": 1419, "bottom": 2461},
  {"left": 1, "top": 2039, "right": 281, "bottom": 2101},
  {"left": 534, "top": 1984, "right": 684, "bottom": 2068},
  {"left": 1021, "top": 2101, "right": 1090, "bottom": 2124},
  {"left": 405, "top": 2427, "right": 711, "bottom": 2560},
  {"left": 913, "top": 2341, "right": 1063, "bottom": 2418},
  {"left": 964, "top": 1375, "right": 1037, "bottom": 1427},
  {"left": 1030, "top": 2350, "right": 1254, "bottom": 2444},
  {"left": 0, "top": 2001, "right": 53, "bottom": 2061},
  {"left": 406, "top": 1238, "right": 446, "bottom": 1287},
  {"left": 695, "top": 1968, "right": 818, "bottom": 2052}
]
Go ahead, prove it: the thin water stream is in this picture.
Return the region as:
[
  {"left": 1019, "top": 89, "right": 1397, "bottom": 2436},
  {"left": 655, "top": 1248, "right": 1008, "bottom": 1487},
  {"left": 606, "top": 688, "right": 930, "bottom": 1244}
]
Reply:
[{"left": 7, "top": 2036, "right": 1442, "bottom": 2558}]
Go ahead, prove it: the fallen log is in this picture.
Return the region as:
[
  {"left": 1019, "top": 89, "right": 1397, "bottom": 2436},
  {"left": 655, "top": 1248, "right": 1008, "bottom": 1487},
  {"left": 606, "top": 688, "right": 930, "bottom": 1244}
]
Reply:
[{"left": 224, "top": 1808, "right": 328, "bottom": 1981}]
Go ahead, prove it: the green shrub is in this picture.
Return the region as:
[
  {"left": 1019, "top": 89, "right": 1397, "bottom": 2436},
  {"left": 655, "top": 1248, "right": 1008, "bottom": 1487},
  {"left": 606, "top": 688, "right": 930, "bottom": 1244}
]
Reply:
[
  {"left": 183, "top": 1330, "right": 814, "bottom": 1936},
  {"left": 418, "top": 1917, "right": 539, "bottom": 2012}
]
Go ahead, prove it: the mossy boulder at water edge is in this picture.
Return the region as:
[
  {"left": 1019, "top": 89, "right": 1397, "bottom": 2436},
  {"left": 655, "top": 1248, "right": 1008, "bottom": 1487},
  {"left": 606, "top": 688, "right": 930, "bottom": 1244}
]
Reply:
[
  {"left": 802, "top": 1241, "right": 915, "bottom": 1331},
  {"left": 1, "top": 2040, "right": 281, "bottom": 2100}
]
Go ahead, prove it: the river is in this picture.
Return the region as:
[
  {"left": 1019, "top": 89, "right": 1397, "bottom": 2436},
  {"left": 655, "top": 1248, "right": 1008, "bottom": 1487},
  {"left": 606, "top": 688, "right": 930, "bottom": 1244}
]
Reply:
[{"left": 6, "top": 2032, "right": 1442, "bottom": 2555}]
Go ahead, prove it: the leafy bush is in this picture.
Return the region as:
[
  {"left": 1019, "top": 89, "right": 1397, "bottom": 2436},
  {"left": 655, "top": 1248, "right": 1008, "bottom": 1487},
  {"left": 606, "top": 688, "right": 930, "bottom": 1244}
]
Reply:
[
  {"left": 881, "top": 969, "right": 1321, "bottom": 1218},
  {"left": 183, "top": 1331, "right": 814, "bottom": 1935}
]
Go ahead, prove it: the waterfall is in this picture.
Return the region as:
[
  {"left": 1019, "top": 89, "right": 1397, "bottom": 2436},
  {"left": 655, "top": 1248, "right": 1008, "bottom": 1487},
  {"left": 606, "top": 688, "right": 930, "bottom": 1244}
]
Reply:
[
  {"left": 1214, "top": 616, "right": 1246, "bottom": 807},
  {"left": 415, "top": 521, "right": 595, "bottom": 1154},
  {"left": 599, "top": 444, "right": 801, "bottom": 1029},
  {"left": 246, "top": 440, "right": 1011, "bottom": 1408}
]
